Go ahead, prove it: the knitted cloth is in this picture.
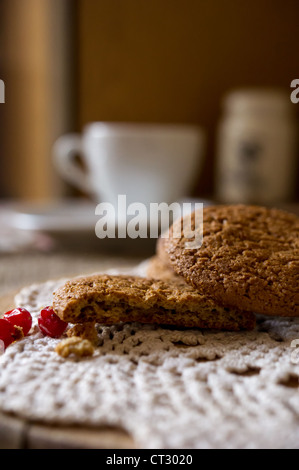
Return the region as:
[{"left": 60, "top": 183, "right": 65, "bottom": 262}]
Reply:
[{"left": 0, "top": 261, "right": 299, "bottom": 449}]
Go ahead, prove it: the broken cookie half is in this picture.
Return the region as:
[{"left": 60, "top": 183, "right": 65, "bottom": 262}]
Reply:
[{"left": 52, "top": 274, "right": 255, "bottom": 331}]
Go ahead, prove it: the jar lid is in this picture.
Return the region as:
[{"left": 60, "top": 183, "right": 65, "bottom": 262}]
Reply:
[{"left": 223, "top": 88, "right": 293, "bottom": 115}]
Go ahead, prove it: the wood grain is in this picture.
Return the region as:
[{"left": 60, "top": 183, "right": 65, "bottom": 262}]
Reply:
[{"left": 0, "top": 291, "right": 135, "bottom": 449}]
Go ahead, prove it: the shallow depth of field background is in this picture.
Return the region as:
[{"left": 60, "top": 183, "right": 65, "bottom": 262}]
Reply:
[{"left": 0, "top": 0, "right": 298, "bottom": 202}]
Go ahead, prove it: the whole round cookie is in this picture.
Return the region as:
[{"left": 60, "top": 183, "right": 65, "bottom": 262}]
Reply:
[{"left": 159, "top": 204, "right": 299, "bottom": 317}]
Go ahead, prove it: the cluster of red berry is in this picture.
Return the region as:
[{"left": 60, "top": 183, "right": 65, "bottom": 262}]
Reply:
[{"left": 0, "top": 306, "right": 68, "bottom": 351}]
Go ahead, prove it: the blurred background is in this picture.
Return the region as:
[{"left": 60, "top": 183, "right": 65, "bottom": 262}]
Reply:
[{"left": 0, "top": 0, "right": 298, "bottom": 294}]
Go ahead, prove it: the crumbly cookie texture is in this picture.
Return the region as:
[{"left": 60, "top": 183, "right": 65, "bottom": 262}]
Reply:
[
  {"left": 52, "top": 274, "right": 255, "bottom": 331},
  {"left": 55, "top": 336, "right": 95, "bottom": 358},
  {"left": 67, "top": 321, "right": 99, "bottom": 345},
  {"left": 146, "top": 256, "right": 186, "bottom": 285},
  {"left": 12, "top": 325, "right": 25, "bottom": 341},
  {"left": 159, "top": 204, "right": 299, "bottom": 317}
]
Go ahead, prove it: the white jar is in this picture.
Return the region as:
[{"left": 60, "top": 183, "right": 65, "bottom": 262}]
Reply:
[{"left": 215, "top": 88, "right": 298, "bottom": 205}]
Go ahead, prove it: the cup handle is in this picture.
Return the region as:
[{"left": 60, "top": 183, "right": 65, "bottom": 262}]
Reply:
[{"left": 53, "top": 133, "right": 90, "bottom": 194}]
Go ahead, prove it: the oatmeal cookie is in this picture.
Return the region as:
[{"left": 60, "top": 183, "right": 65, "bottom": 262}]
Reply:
[
  {"left": 52, "top": 274, "right": 255, "bottom": 331},
  {"left": 159, "top": 204, "right": 299, "bottom": 317}
]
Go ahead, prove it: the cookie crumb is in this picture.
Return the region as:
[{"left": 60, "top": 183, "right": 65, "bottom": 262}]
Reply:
[
  {"left": 55, "top": 336, "right": 94, "bottom": 358},
  {"left": 67, "top": 321, "right": 99, "bottom": 345},
  {"left": 13, "top": 325, "right": 25, "bottom": 341}
]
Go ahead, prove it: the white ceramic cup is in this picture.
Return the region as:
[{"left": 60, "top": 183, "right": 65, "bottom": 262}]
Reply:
[{"left": 53, "top": 122, "right": 205, "bottom": 208}]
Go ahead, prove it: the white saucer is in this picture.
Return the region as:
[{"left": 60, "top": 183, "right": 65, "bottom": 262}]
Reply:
[
  {"left": 1, "top": 198, "right": 213, "bottom": 235},
  {"left": 1, "top": 199, "right": 98, "bottom": 233}
]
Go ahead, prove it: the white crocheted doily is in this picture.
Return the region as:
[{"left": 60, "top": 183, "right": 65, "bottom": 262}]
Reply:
[{"left": 0, "top": 260, "right": 299, "bottom": 449}]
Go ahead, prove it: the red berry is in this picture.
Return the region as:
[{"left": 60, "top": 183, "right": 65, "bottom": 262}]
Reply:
[
  {"left": 38, "top": 306, "right": 68, "bottom": 338},
  {"left": 0, "top": 318, "right": 16, "bottom": 349},
  {"left": 4, "top": 308, "right": 32, "bottom": 336}
]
